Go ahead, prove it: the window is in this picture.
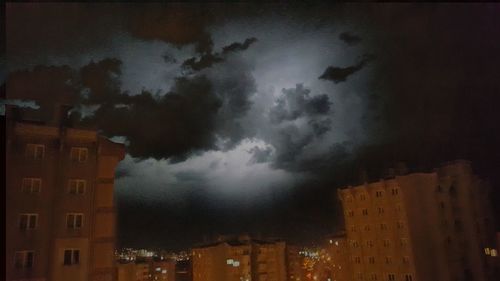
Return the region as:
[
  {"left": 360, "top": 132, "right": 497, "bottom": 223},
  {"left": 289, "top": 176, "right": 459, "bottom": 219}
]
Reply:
[
  {"left": 347, "top": 210, "right": 355, "bottom": 217},
  {"left": 388, "top": 274, "right": 396, "bottom": 281},
  {"left": 400, "top": 238, "right": 408, "bottom": 247},
  {"left": 354, "top": 256, "right": 361, "bottom": 264},
  {"left": 19, "top": 214, "right": 38, "bottom": 230},
  {"left": 380, "top": 223, "right": 388, "bottom": 230},
  {"left": 66, "top": 213, "right": 83, "bottom": 229},
  {"left": 366, "top": 240, "right": 374, "bottom": 247},
  {"left": 370, "top": 273, "right": 378, "bottom": 280},
  {"left": 365, "top": 225, "right": 371, "bottom": 231},
  {"left": 378, "top": 207, "right": 384, "bottom": 214},
  {"left": 385, "top": 257, "right": 392, "bottom": 264},
  {"left": 14, "top": 251, "right": 34, "bottom": 268},
  {"left": 68, "top": 179, "right": 86, "bottom": 194},
  {"left": 351, "top": 226, "right": 357, "bottom": 232},
  {"left": 362, "top": 209, "right": 368, "bottom": 216},
  {"left": 392, "top": 188, "right": 399, "bottom": 195},
  {"left": 359, "top": 193, "right": 366, "bottom": 200},
  {"left": 22, "top": 178, "right": 42, "bottom": 193},
  {"left": 368, "top": 257, "right": 375, "bottom": 264},
  {"left": 383, "top": 240, "right": 391, "bottom": 248},
  {"left": 403, "top": 256, "right": 410, "bottom": 264},
  {"left": 404, "top": 274, "right": 413, "bottom": 281},
  {"left": 26, "top": 144, "right": 45, "bottom": 160},
  {"left": 63, "top": 249, "right": 80, "bottom": 265},
  {"left": 397, "top": 221, "right": 404, "bottom": 229},
  {"left": 70, "top": 147, "right": 88, "bottom": 163},
  {"left": 346, "top": 196, "right": 353, "bottom": 203},
  {"left": 376, "top": 191, "right": 384, "bottom": 198}
]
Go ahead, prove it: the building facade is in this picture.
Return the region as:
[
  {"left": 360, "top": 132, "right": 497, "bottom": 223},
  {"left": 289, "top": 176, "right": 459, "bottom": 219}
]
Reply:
[
  {"left": 337, "top": 160, "right": 496, "bottom": 281},
  {"left": 6, "top": 106, "right": 125, "bottom": 281},
  {"left": 191, "top": 235, "right": 286, "bottom": 281}
]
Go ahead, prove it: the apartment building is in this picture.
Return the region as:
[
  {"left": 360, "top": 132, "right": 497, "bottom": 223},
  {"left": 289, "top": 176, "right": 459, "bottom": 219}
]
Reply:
[
  {"left": 192, "top": 235, "right": 286, "bottom": 281},
  {"left": 337, "top": 160, "right": 496, "bottom": 281},
  {"left": 6, "top": 105, "right": 125, "bottom": 281}
]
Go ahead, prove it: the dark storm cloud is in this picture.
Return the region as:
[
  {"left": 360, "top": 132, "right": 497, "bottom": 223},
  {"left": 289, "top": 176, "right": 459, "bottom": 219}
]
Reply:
[
  {"left": 247, "top": 146, "right": 273, "bottom": 165},
  {"left": 80, "top": 58, "right": 122, "bottom": 104},
  {"left": 80, "top": 76, "right": 221, "bottom": 161},
  {"left": 339, "top": 32, "right": 362, "bottom": 46},
  {"left": 269, "top": 84, "right": 332, "bottom": 123},
  {"left": 318, "top": 54, "right": 375, "bottom": 83},
  {"left": 222, "top": 37, "right": 258, "bottom": 54},
  {"left": 5, "top": 65, "right": 79, "bottom": 105},
  {"left": 126, "top": 4, "right": 213, "bottom": 48},
  {"left": 182, "top": 54, "right": 224, "bottom": 72},
  {"left": 181, "top": 37, "right": 258, "bottom": 73}
]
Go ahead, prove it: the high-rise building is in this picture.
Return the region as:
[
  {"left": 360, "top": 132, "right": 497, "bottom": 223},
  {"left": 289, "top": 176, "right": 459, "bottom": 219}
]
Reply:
[
  {"left": 191, "top": 235, "right": 286, "bottom": 281},
  {"left": 6, "top": 105, "right": 125, "bottom": 281},
  {"left": 285, "top": 245, "right": 305, "bottom": 281},
  {"left": 337, "top": 160, "right": 496, "bottom": 281},
  {"left": 325, "top": 233, "right": 351, "bottom": 281}
]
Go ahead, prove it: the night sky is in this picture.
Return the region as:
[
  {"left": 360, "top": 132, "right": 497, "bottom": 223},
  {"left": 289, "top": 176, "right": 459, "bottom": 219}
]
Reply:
[{"left": 3, "top": 3, "right": 500, "bottom": 250}]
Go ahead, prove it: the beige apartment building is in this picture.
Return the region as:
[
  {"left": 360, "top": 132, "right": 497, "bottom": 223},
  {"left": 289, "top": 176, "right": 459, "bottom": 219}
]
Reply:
[
  {"left": 191, "top": 235, "right": 286, "bottom": 281},
  {"left": 117, "top": 259, "right": 175, "bottom": 281},
  {"left": 285, "top": 245, "right": 305, "bottom": 281},
  {"left": 6, "top": 105, "right": 125, "bottom": 281},
  {"left": 325, "top": 233, "right": 351, "bottom": 281},
  {"left": 337, "top": 160, "right": 496, "bottom": 281}
]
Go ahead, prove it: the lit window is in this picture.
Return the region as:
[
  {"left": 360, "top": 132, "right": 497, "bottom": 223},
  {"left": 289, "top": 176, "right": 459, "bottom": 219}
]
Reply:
[
  {"left": 63, "top": 249, "right": 80, "bottom": 265},
  {"left": 66, "top": 213, "right": 84, "bottom": 229},
  {"left": 22, "top": 178, "right": 42, "bottom": 193},
  {"left": 26, "top": 144, "right": 45, "bottom": 160},
  {"left": 70, "top": 147, "right": 88, "bottom": 163},
  {"left": 491, "top": 249, "right": 498, "bottom": 257},
  {"left": 156, "top": 267, "right": 161, "bottom": 271},
  {"left": 14, "top": 251, "right": 34, "bottom": 268},
  {"left": 233, "top": 261, "right": 240, "bottom": 267},
  {"left": 19, "top": 214, "right": 38, "bottom": 230},
  {"left": 162, "top": 269, "right": 167, "bottom": 274},
  {"left": 226, "top": 259, "right": 234, "bottom": 265},
  {"left": 484, "top": 248, "right": 491, "bottom": 255},
  {"left": 68, "top": 179, "right": 86, "bottom": 194}
]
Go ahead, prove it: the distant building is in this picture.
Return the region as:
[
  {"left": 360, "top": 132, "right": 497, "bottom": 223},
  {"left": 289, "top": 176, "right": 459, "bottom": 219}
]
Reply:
[
  {"left": 324, "top": 233, "right": 351, "bottom": 281},
  {"left": 191, "top": 235, "right": 286, "bottom": 281},
  {"left": 151, "top": 259, "right": 176, "bottom": 281},
  {"left": 6, "top": 105, "right": 125, "bottom": 281},
  {"left": 337, "top": 160, "right": 496, "bottom": 281},
  {"left": 285, "top": 245, "right": 305, "bottom": 281},
  {"left": 175, "top": 259, "right": 192, "bottom": 281}
]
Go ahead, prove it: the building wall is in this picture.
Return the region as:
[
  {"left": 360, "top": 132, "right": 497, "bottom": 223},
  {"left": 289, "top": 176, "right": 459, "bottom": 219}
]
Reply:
[
  {"left": 325, "top": 236, "right": 351, "bottom": 281},
  {"left": 338, "top": 160, "right": 495, "bottom": 281},
  {"left": 6, "top": 116, "right": 125, "bottom": 281}
]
